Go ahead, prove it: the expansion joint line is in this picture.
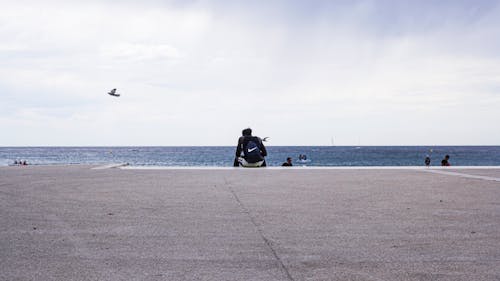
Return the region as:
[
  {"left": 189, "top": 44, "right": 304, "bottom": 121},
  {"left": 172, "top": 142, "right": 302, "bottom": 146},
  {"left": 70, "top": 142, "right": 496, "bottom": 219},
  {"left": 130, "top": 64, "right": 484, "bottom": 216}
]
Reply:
[
  {"left": 419, "top": 169, "right": 500, "bottom": 182},
  {"left": 223, "top": 178, "right": 295, "bottom": 281}
]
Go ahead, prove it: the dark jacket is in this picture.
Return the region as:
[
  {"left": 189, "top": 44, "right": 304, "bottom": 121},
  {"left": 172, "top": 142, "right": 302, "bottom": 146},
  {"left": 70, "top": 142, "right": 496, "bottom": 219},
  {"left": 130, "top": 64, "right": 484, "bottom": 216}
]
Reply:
[{"left": 233, "top": 136, "right": 268, "bottom": 166}]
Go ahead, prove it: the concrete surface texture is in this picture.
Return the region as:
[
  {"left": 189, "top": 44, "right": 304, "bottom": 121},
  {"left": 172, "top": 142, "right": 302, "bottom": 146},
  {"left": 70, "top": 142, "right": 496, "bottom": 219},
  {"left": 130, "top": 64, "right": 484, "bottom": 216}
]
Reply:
[{"left": 1, "top": 165, "right": 500, "bottom": 281}]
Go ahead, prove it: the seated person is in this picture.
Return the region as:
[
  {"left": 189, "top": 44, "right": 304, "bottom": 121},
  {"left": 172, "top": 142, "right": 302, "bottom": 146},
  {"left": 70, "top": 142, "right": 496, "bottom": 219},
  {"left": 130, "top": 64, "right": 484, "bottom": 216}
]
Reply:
[
  {"left": 233, "top": 128, "right": 267, "bottom": 167},
  {"left": 282, "top": 157, "right": 293, "bottom": 166}
]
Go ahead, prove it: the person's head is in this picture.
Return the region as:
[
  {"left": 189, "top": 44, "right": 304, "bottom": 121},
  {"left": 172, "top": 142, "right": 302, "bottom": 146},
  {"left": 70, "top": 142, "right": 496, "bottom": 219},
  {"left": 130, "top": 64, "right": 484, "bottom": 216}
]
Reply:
[
  {"left": 242, "top": 128, "right": 252, "bottom": 136},
  {"left": 286, "top": 157, "right": 292, "bottom": 164},
  {"left": 445, "top": 155, "right": 450, "bottom": 160}
]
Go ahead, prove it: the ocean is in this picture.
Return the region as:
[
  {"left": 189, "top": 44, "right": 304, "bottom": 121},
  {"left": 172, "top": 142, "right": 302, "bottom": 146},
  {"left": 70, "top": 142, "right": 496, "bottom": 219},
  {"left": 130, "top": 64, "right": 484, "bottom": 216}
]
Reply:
[{"left": 1, "top": 146, "right": 500, "bottom": 167}]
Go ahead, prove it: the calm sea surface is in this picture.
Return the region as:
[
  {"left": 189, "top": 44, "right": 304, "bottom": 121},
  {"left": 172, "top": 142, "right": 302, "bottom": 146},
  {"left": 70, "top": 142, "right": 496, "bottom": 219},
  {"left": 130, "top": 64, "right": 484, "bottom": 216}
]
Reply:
[{"left": 1, "top": 146, "right": 500, "bottom": 167}]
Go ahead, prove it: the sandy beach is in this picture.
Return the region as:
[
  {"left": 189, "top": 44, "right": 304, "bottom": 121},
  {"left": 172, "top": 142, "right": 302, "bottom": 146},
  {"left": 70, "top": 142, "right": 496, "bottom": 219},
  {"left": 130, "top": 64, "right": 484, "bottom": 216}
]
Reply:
[{"left": 1, "top": 165, "right": 499, "bottom": 281}]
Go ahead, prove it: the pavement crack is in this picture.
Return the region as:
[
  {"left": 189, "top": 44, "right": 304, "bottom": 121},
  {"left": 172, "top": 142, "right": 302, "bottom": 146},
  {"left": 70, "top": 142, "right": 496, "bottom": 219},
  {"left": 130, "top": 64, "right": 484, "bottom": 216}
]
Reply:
[{"left": 224, "top": 177, "right": 295, "bottom": 281}]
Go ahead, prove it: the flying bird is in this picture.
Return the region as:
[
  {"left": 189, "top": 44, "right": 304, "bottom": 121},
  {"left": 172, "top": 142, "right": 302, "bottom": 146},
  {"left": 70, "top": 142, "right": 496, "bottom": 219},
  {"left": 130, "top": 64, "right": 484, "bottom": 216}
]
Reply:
[
  {"left": 263, "top": 137, "right": 270, "bottom": 142},
  {"left": 107, "top": 88, "right": 120, "bottom": 97}
]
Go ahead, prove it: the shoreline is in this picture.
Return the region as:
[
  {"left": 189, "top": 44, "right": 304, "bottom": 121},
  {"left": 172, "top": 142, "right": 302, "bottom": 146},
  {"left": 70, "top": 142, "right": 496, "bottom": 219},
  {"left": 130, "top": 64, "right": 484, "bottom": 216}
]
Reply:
[
  {"left": 3, "top": 163, "right": 500, "bottom": 169},
  {"left": 121, "top": 165, "right": 500, "bottom": 170}
]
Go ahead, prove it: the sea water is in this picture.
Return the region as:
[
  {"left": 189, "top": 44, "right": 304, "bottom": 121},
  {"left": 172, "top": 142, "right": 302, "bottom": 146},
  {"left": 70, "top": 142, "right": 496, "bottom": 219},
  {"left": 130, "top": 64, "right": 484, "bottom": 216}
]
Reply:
[{"left": 1, "top": 146, "right": 500, "bottom": 167}]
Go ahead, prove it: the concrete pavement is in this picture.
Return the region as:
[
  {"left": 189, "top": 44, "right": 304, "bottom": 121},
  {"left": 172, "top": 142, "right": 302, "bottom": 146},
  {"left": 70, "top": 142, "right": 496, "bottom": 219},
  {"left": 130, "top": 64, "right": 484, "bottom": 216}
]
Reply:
[{"left": 1, "top": 165, "right": 499, "bottom": 280}]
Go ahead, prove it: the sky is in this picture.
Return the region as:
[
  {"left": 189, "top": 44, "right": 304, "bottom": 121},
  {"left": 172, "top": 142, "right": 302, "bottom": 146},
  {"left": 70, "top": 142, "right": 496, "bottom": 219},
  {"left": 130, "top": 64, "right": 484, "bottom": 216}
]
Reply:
[{"left": 1, "top": 0, "right": 500, "bottom": 146}]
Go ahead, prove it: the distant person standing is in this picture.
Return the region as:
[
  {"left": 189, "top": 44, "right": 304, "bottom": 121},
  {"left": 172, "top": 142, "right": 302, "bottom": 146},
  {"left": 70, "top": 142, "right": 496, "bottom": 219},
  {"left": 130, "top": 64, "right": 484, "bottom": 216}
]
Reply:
[
  {"left": 441, "top": 155, "right": 450, "bottom": 166},
  {"left": 425, "top": 155, "right": 431, "bottom": 167},
  {"left": 233, "top": 128, "right": 267, "bottom": 167},
  {"left": 282, "top": 157, "right": 293, "bottom": 166}
]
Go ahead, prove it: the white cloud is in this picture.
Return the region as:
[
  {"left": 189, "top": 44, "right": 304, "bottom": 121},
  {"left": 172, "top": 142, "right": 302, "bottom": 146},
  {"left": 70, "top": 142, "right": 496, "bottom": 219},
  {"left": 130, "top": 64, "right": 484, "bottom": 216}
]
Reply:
[
  {"left": 1, "top": 1, "right": 500, "bottom": 145},
  {"left": 100, "top": 43, "right": 182, "bottom": 62}
]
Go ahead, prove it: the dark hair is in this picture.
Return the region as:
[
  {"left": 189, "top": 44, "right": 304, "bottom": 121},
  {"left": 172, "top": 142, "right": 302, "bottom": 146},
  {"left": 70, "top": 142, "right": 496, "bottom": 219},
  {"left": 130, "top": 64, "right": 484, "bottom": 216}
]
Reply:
[{"left": 242, "top": 128, "right": 252, "bottom": 136}]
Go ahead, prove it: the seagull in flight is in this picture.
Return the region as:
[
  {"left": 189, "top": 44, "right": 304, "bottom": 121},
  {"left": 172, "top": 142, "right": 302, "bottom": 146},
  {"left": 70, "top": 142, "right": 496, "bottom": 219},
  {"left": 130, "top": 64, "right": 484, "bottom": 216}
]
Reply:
[
  {"left": 107, "top": 88, "right": 120, "bottom": 97},
  {"left": 263, "top": 137, "right": 270, "bottom": 142}
]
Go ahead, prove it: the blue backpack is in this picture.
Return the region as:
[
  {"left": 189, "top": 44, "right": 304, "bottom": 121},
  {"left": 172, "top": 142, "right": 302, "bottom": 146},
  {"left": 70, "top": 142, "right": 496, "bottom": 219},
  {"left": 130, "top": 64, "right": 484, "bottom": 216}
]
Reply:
[{"left": 243, "top": 137, "right": 263, "bottom": 163}]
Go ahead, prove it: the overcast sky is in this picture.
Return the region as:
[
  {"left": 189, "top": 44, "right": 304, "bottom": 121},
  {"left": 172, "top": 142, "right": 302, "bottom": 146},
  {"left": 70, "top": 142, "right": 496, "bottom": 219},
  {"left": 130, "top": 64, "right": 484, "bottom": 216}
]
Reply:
[{"left": 1, "top": 0, "right": 500, "bottom": 146}]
